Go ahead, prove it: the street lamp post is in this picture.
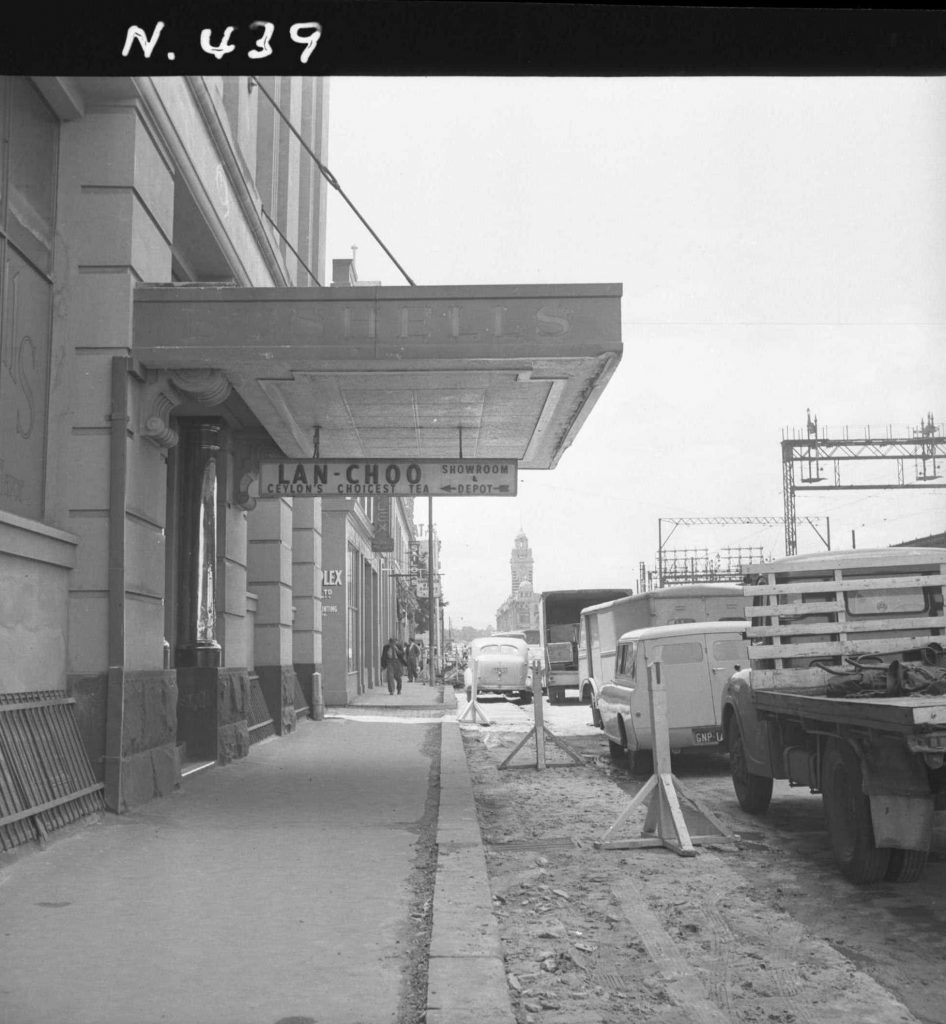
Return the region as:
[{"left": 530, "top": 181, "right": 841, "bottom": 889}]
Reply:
[{"left": 428, "top": 495, "right": 438, "bottom": 681}]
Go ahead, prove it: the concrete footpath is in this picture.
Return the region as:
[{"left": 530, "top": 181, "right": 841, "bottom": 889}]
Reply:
[{"left": 0, "top": 680, "right": 514, "bottom": 1024}]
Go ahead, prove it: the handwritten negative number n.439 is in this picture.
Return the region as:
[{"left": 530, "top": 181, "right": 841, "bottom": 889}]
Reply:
[{"left": 122, "top": 21, "right": 323, "bottom": 64}]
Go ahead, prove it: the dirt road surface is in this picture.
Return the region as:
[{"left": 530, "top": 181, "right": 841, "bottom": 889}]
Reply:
[{"left": 457, "top": 693, "right": 946, "bottom": 1024}]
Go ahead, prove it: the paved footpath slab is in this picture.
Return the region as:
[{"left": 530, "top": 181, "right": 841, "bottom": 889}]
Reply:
[{"left": 0, "top": 697, "right": 437, "bottom": 1024}]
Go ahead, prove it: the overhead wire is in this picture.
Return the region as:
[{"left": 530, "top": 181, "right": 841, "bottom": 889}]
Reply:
[{"left": 250, "top": 75, "right": 416, "bottom": 286}]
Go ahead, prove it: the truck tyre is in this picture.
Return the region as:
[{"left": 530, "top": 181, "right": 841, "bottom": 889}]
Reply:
[
  {"left": 729, "top": 719, "right": 773, "bottom": 814},
  {"left": 884, "top": 848, "right": 929, "bottom": 883},
  {"left": 608, "top": 738, "right": 625, "bottom": 762},
  {"left": 822, "top": 740, "right": 891, "bottom": 884}
]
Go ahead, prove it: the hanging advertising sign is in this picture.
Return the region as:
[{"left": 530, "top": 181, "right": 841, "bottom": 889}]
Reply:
[
  {"left": 371, "top": 529, "right": 395, "bottom": 552},
  {"left": 257, "top": 459, "right": 518, "bottom": 498}
]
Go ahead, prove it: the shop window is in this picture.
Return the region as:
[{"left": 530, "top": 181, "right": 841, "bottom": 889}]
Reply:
[{"left": 0, "top": 78, "right": 58, "bottom": 519}]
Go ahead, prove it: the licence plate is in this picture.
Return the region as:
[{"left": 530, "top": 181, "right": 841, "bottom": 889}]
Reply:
[{"left": 693, "top": 728, "right": 722, "bottom": 745}]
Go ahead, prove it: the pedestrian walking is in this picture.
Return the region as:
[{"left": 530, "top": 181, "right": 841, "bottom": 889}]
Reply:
[
  {"left": 381, "top": 637, "right": 399, "bottom": 695},
  {"left": 406, "top": 638, "right": 420, "bottom": 683},
  {"left": 394, "top": 641, "right": 407, "bottom": 695}
]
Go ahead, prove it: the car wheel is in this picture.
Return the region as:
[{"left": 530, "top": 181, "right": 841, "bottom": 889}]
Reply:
[
  {"left": 729, "top": 718, "right": 773, "bottom": 814},
  {"left": 822, "top": 739, "right": 891, "bottom": 884}
]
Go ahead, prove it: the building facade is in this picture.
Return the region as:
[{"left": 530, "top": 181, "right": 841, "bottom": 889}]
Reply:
[
  {"left": 0, "top": 75, "right": 411, "bottom": 825},
  {"left": 0, "top": 75, "right": 623, "bottom": 843}
]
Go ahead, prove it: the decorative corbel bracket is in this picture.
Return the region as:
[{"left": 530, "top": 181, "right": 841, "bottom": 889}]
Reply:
[
  {"left": 139, "top": 368, "right": 233, "bottom": 450},
  {"left": 140, "top": 369, "right": 181, "bottom": 449}
]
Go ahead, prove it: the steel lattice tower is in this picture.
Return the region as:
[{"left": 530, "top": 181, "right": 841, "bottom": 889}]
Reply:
[{"left": 781, "top": 411, "right": 946, "bottom": 554}]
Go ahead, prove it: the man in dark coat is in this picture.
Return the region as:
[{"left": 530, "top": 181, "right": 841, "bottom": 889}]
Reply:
[{"left": 381, "top": 637, "right": 399, "bottom": 695}]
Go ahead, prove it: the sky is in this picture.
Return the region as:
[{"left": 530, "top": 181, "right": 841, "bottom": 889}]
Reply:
[{"left": 322, "top": 76, "right": 946, "bottom": 630}]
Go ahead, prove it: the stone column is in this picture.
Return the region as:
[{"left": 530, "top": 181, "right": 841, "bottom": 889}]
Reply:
[
  {"left": 248, "top": 495, "right": 298, "bottom": 734},
  {"left": 291, "top": 497, "right": 323, "bottom": 713},
  {"left": 176, "top": 420, "right": 223, "bottom": 669},
  {"left": 174, "top": 419, "right": 251, "bottom": 763}
]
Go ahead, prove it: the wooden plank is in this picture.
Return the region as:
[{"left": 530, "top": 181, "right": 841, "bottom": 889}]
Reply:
[
  {"left": 750, "top": 668, "right": 829, "bottom": 689},
  {"left": 745, "top": 600, "right": 841, "bottom": 619},
  {"left": 753, "top": 688, "right": 946, "bottom": 729},
  {"left": 747, "top": 615, "right": 945, "bottom": 638},
  {"left": 748, "top": 634, "right": 946, "bottom": 662},
  {"left": 745, "top": 573, "right": 946, "bottom": 597}
]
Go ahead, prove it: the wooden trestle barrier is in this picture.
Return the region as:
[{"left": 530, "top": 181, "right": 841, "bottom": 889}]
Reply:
[
  {"left": 498, "top": 661, "right": 585, "bottom": 771},
  {"left": 456, "top": 665, "right": 490, "bottom": 726},
  {"left": 595, "top": 658, "right": 732, "bottom": 855}
]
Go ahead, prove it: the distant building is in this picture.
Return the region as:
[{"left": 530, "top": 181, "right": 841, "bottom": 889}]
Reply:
[{"left": 495, "top": 530, "right": 541, "bottom": 634}]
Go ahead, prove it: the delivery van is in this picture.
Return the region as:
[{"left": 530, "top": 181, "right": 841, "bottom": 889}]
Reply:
[
  {"left": 578, "top": 584, "right": 744, "bottom": 726},
  {"left": 597, "top": 620, "right": 748, "bottom": 775}
]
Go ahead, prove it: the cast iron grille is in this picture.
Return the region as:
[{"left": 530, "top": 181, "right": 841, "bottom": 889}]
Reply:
[
  {"left": 0, "top": 691, "right": 105, "bottom": 852},
  {"left": 293, "top": 674, "right": 310, "bottom": 718}
]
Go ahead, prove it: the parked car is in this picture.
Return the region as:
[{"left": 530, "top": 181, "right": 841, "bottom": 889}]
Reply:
[
  {"left": 598, "top": 621, "right": 748, "bottom": 775},
  {"left": 493, "top": 630, "right": 545, "bottom": 692},
  {"left": 465, "top": 635, "right": 533, "bottom": 704}
]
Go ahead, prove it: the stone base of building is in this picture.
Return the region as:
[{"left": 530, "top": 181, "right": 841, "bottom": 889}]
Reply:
[
  {"left": 257, "top": 664, "right": 300, "bottom": 735},
  {"left": 177, "top": 666, "right": 251, "bottom": 764},
  {"left": 292, "top": 662, "right": 323, "bottom": 716},
  {"left": 69, "top": 669, "right": 180, "bottom": 814}
]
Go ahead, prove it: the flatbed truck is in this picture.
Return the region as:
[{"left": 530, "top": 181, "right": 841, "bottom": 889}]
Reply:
[{"left": 721, "top": 546, "right": 946, "bottom": 883}]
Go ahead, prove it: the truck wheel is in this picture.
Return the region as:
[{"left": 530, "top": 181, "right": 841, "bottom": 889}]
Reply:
[
  {"left": 884, "top": 848, "right": 929, "bottom": 883},
  {"left": 729, "top": 719, "right": 773, "bottom": 814},
  {"left": 608, "top": 738, "right": 625, "bottom": 762},
  {"left": 627, "top": 747, "right": 653, "bottom": 778},
  {"left": 822, "top": 740, "right": 891, "bottom": 884}
]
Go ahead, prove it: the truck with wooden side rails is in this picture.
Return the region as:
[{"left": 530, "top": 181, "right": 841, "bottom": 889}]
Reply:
[
  {"left": 539, "top": 589, "right": 632, "bottom": 704},
  {"left": 578, "top": 584, "right": 745, "bottom": 726},
  {"left": 721, "top": 546, "right": 946, "bottom": 884}
]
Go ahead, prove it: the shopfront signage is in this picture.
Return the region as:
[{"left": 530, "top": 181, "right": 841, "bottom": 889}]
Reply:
[{"left": 258, "top": 459, "right": 518, "bottom": 498}]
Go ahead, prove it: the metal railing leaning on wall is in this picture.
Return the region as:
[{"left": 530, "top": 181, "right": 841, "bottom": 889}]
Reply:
[{"left": 0, "top": 692, "right": 105, "bottom": 852}]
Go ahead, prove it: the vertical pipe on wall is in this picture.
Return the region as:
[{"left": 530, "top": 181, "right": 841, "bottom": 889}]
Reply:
[
  {"left": 104, "top": 356, "right": 130, "bottom": 811},
  {"left": 428, "top": 495, "right": 435, "bottom": 679}
]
